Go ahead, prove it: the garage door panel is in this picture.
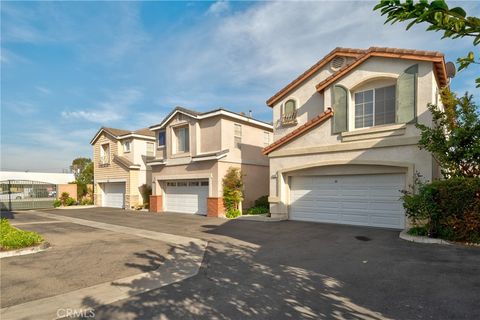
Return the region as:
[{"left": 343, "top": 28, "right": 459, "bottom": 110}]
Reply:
[
  {"left": 290, "top": 174, "right": 405, "bottom": 229},
  {"left": 103, "top": 182, "right": 125, "bottom": 209},
  {"left": 165, "top": 182, "right": 208, "bottom": 215}
]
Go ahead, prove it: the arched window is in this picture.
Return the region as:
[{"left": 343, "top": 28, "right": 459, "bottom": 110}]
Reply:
[{"left": 282, "top": 99, "right": 297, "bottom": 124}]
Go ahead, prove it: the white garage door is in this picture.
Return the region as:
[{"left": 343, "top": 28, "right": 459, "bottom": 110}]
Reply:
[
  {"left": 290, "top": 174, "right": 405, "bottom": 229},
  {"left": 165, "top": 180, "right": 208, "bottom": 215},
  {"left": 103, "top": 182, "right": 126, "bottom": 208}
]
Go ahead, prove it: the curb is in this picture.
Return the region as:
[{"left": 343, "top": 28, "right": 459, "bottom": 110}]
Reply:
[
  {"left": 399, "top": 230, "right": 451, "bottom": 245},
  {"left": 0, "top": 242, "right": 51, "bottom": 259},
  {"left": 55, "top": 205, "right": 97, "bottom": 210},
  {"left": 237, "top": 214, "right": 287, "bottom": 222}
]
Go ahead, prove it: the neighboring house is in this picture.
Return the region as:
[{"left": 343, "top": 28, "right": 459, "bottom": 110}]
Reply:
[
  {"left": 263, "top": 47, "right": 450, "bottom": 229},
  {"left": 90, "top": 127, "right": 156, "bottom": 209},
  {"left": 148, "top": 107, "right": 273, "bottom": 217}
]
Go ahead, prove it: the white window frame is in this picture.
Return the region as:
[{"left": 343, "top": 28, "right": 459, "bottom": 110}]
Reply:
[
  {"left": 174, "top": 125, "right": 189, "bottom": 154},
  {"left": 157, "top": 130, "right": 166, "bottom": 148},
  {"left": 354, "top": 85, "right": 396, "bottom": 129},
  {"left": 122, "top": 140, "right": 131, "bottom": 153},
  {"left": 146, "top": 142, "right": 155, "bottom": 157},
  {"left": 234, "top": 123, "right": 242, "bottom": 148},
  {"left": 100, "top": 143, "right": 110, "bottom": 164}
]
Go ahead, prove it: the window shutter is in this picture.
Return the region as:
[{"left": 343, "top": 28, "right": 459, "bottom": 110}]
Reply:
[
  {"left": 332, "top": 86, "right": 348, "bottom": 133},
  {"left": 396, "top": 64, "right": 418, "bottom": 124}
]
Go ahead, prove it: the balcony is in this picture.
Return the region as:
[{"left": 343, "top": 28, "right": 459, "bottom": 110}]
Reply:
[
  {"left": 99, "top": 156, "right": 110, "bottom": 167},
  {"left": 281, "top": 111, "right": 297, "bottom": 126}
]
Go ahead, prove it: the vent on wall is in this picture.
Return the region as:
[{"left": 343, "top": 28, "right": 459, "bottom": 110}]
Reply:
[{"left": 330, "top": 56, "right": 347, "bottom": 71}]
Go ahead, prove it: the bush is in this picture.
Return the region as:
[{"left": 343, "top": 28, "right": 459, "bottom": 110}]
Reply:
[
  {"left": 53, "top": 199, "right": 62, "bottom": 208},
  {"left": 65, "top": 197, "right": 76, "bottom": 206},
  {"left": 223, "top": 167, "right": 243, "bottom": 212},
  {"left": 253, "top": 195, "right": 269, "bottom": 208},
  {"left": 247, "top": 206, "right": 269, "bottom": 215},
  {"left": 81, "top": 198, "right": 93, "bottom": 205},
  {"left": 226, "top": 209, "right": 241, "bottom": 219},
  {"left": 402, "top": 176, "right": 480, "bottom": 242},
  {"left": 0, "top": 218, "right": 44, "bottom": 250}
]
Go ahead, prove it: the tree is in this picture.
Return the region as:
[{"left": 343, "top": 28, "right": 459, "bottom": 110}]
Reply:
[
  {"left": 70, "top": 157, "right": 92, "bottom": 180},
  {"left": 222, "top": 167, "right": 243, "bottom": 217},
  {"left": 70, "top": 157, "right": 93, "bottom": 199},
  {"left": 374, "top": 0, "right": 480, "bottom": 86},
  {"left": 417, "top": 89, "right": 480, "bottom": 178}
]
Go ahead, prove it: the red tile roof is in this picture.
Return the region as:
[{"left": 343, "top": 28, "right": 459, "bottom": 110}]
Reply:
[
  {"left": 263, "top": 108, "right": 334, "bottom": 155},
  {"left": 266, "top": 47, "right": 447, "bottom": 107}
]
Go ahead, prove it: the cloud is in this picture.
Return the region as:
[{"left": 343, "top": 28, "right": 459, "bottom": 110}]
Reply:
[
  {"left": 3, "top": 100, "right": 38, "bottom": 115},
  {"left": 207, "top": 1, "right": 230, "bottom": 16},
  {"left": 35, "top": 86, "right": 51, "bottom": 95},
  {"left": 61, "top": 88, "right": 143, "bottom": 124}
]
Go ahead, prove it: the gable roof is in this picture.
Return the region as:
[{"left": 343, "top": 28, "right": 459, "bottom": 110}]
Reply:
[
  {"left": 263, "top": 108, "right": 334, "bottom": 155},
  {"left": 90, "top": 126, "right": 155, "bottom": 145},
  {"left": 266, "top": 47, "right": 447, "bottom": 107},
  {"left": 149, "top": 106, "right": 273, "bottom": 131}
]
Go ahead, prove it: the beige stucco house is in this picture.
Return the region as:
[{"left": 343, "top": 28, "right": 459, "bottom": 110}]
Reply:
[
  {"left": 90, "top": 127, "right": 156, "bottom": 209},
  {"left": 148, "top": 107, "right": 273, "bottom": 217},
  {"left": 263, "top": 47, "right": 449, "bottom": 229}
]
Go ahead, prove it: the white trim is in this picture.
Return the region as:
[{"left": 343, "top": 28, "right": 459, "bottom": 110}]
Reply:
[
  {"left": 96, "top": 179, "right": 127, "bottom": 183},
  {"left": 150, "top": 109, "right": 273, "bottom": 131},
  {"left": 155, "top": 173, "right": 212, "bottom": 181},
  {"left": 191, "top": 153, "right": 228, "bottom": 162},
  {"left": 118, "top": 133, "right": 156, "bottom": 141}
]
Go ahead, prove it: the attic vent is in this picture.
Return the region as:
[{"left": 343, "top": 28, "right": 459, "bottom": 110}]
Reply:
[{"left": 330, "top": 56, "right": 347, "bottom": 71}]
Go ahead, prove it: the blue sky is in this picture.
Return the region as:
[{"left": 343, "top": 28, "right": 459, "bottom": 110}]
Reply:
[{"left": 1, "top": 1, "right": 478, "bottom": 172}]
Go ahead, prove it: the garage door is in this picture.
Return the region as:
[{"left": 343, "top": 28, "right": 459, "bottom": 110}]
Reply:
[
  {"left": 103, "top": 182, "right": 126, "bottom": 208},
  {"left": 165, "top": 180, "right": 208, "bottom": 215},
  {"left": 290, "top": 174, "right": 405, "bottom": 229}
]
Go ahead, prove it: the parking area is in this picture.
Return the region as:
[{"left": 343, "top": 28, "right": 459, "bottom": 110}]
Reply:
[{"left": 1, "top": 207, "right": 479, "bottom": 319}]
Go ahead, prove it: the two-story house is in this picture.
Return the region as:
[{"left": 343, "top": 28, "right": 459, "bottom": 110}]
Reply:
[
  {"left": 90, "top": 127, "right": 156, "bottom": 209},
  {"left": 263, "top": 47, "right": 450, "bottom": 229},
  {"left": 148, "top": 107, "right": 273, "bottom": 217}
]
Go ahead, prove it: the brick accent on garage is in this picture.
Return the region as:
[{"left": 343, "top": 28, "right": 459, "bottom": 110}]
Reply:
[
  {"left": 149, "top": 195, "right": 163, "bottom": 213},
  {"left": 207, "top": 197, "right": 225, "bottom": 217}
]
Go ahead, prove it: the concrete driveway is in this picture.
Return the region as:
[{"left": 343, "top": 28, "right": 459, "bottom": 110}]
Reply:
[{"left": 2, "top": 208, "right": 479, "bottom": 319}]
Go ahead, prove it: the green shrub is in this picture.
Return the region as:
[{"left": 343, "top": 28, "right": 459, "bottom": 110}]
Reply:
[
  {"left": 402, "top": 176, "right": 480, "bottom": 242},
  {"left": 254, "top": 195, "right": 269, "bottom": 208},
  {"left": 247, "top": 206, "right": 269, "bottom": 215},
  {"left": 226, "top": 209, "right": 241, "bottom": 219},
  {"left": 0, "top": 218, "right": 44, "bottom": 250},
  {"left": 65, "top": 197, "right": 76, "bottom": 206},
  {"left": 53, "top": 199, "right": 62, "bottom": 208},
  {"left": 81, "top": 198, "right": 93, "bottom": 205},
  {"left": 407, "top": 226, "right": 429, "bottom": 237},
  {"left": 59, "top": 192, "right": 70, "bottom": 206},
  {"left": 222, "top": 167, "right": 243, "bottom": 211}
]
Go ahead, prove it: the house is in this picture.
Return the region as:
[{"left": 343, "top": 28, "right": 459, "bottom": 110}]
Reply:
[
  {"left": 148, "top": 107, "right": 273, "bottom": 217},
  {"left": 263, "top": 47, "right": 450, "bottom": 229},
  {"left": 90, "top": 127, "right": 156, "bottom": 209}
]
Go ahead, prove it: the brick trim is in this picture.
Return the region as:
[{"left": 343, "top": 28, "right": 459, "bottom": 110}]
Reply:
[
  {"left": 207, "top": 197, "right": 225, "bottom": 218},
  {"left": 149, "top": 195, "right": 163, "bottom": 213}
]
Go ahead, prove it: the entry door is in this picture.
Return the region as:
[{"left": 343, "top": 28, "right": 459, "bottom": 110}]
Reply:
[
  {"left": 103, "top": 182, "right": 126, "bottom": 208},
  {"left": 290, "top": 174, "right": 405, "bottom": 229},
  {"left": 165, "top": 181, "right": 208, "bottom": 214}
]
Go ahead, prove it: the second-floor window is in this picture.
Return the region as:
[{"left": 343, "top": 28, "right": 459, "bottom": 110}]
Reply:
[
  {"left": 146, "top": 142, "right": 154, "bottom": 157},
  {"left": 234, "top": 124, "right": 242, "bottom": 148},
  {"left": 282, "top": 99, "right": 297, "bottom": 124},
  {"left": 100, "top": 143, "right": 110, "bottom": 164},
  {"left": 122, "top": 140, "right": 131, "bottom": 153},
  {"left": 158, "top": 131, "right": 166, "bottom": 147},
  {"left": 354, "top": 85, "right": 395, "bottom": 129},
  {"left": 175, "top": 126, "right": 189, "bottom": 153}
]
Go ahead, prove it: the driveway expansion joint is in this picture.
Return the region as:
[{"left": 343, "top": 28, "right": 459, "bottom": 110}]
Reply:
[{"left": 0, "top": 211, "right": 208, "bottom": 320}]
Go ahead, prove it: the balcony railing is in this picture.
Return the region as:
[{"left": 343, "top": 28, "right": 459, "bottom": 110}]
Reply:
[
  {"left": 99, "top": 156, "right": 110, "bottom": 166},
  {"left": 281, "top": 111, "right": 297, "bottom": 125}
]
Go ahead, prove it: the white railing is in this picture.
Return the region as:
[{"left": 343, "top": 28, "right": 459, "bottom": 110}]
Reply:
[
  {"left": 99, "top": 156, "right": 110, "bottom": 165},
  {"left": 281, "top": 111, "right": 297, "bottom": 125}
]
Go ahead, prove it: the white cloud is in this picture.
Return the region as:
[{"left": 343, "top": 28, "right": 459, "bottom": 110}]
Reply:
[
  {"left": 61, "top": 88, "right": 143, "bottom": 124},
  {"left": 35, "top": 86, "right": 51, "bottom": 95},
  {"left": 3, "top": 100, "right": 38, "bottom": 115},
  {"left": 207, "top": 1, "right": 230, "bottom": 16}
]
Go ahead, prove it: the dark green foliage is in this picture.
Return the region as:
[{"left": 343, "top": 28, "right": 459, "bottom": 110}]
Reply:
[
  {"left": 407, "top": 226, "right": 429, "bottom": 236},
  {"left": 246, "top": 206, "right": 269, "bottom": 215},
  {"left": 222, "top": 167, "right": 243, "bottom": 212},
  {"left": 374, "top": 0, "right": 480, "bottom": 87},
  {"left": 247, "top": 195, "right": 270, "bottom": 215},
  {"left": 417, "top": 90, "right": 480, "bottom": 178},
  {"left": 254, "top": 195, "right": 269, "bottom": 208},
  {"left": 53, "top": 199, "right": 62, "bottom": 208},
  {"left": 139, "top": 184, "right": 152, "bottom": 207},
  {"left": 402, "top": 176, "right": 480, "bottom": 242},
  {"left": 71, "top": 158, "right": 93, "bottom": 200}
]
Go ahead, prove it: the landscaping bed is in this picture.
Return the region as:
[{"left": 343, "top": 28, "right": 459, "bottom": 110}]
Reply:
[{"left": 0, "top": 218, "right": 44, "bottom": 251}]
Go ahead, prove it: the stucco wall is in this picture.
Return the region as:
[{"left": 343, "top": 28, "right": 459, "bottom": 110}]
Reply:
[{"left": 200, "top": 116, "right": 222, "bottom": 153}]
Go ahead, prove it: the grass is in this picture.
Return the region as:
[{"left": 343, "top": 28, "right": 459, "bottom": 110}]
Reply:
[{"left": 0, "top": 218, "right": 44, "bottom": 251}]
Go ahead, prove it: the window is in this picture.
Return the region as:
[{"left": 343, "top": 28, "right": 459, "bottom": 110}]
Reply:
[
  {"left": 189, "top": 181, "right": 199, "bottom": 186},
  {"left": 282, "top": 99, "right": 297, "bottom": 124},
  {"left": 100, "top": 143, "right": 110, "bottom": 164},
  {"left": 355, "top": 85, "right": 395, "bottom": 129},
  {"left": 175, "top": 126, "right": 189, "bottom": 153},
  {"left": 177, "top": 181, "right": 187, "bottom": 187},
  {"left": 166, "top": 182, "right": 176, "bottom": 187},
  {"left": 234, "top": 124, "right": 242, "bottom": 148},
  {"left": 200, "top": 181, "right": 209, "bottom": 186},
  {"left": 146, "top": 142, "right": 154, "bottom": 157},
  {"left": 122, "top": 140, "right": 131, "bottom": 153},
  {"left": 263, "top": 131, "right": 271, "bottom": 147},
  {"left": 158, "top": 131, "right": 166, "bottom": 147}
]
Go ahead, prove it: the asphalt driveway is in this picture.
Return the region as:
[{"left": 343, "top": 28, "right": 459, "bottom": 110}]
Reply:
[{"left": 2, "top": 208, "right": 479, "bottom": 319}]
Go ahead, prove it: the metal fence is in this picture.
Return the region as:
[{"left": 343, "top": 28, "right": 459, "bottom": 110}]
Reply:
[{"left": 0, "top": 180, "right": 57, "bottom": 211}]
